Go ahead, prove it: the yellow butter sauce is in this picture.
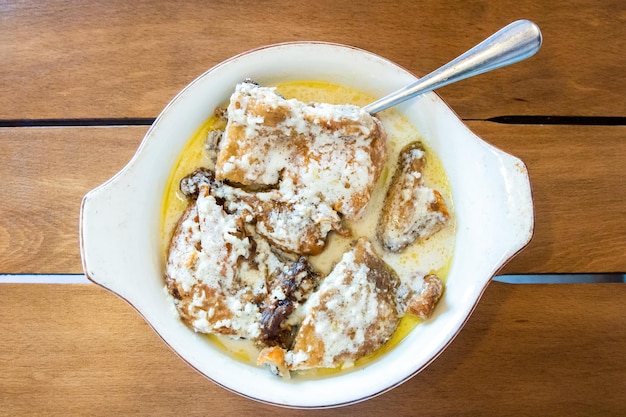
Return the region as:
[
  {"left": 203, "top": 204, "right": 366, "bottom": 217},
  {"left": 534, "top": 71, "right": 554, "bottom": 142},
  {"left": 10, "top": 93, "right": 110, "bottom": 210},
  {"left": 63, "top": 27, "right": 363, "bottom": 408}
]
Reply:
[
  {"left": 160, "top": 80, "right": 455, "bottom": 378},
  {"left": 160, "top": 116, "right": 226, "bottom": 253}
]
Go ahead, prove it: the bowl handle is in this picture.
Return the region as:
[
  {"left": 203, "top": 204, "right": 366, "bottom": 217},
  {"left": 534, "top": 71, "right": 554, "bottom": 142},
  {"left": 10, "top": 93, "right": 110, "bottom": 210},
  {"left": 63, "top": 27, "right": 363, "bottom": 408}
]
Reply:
[
  {"left": 494, "top": 151, "right": 535, "bottom": 267},
  {"left": 79, "top": 174, "right": 158, "bottom": 300}
]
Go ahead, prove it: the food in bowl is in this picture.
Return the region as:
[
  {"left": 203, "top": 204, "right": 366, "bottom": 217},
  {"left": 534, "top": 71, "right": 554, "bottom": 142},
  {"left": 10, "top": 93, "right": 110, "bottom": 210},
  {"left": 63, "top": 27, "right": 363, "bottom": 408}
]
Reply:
[{"left": 162, "top": 80, "right": 455, "bottom": 378}]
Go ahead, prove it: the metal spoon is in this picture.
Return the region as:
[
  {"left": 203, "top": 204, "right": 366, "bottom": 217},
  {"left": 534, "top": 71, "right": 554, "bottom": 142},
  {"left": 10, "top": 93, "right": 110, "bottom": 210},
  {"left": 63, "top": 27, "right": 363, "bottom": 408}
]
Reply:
[{"left": 363, "top": 20, "right": 542, "bottom": 114}]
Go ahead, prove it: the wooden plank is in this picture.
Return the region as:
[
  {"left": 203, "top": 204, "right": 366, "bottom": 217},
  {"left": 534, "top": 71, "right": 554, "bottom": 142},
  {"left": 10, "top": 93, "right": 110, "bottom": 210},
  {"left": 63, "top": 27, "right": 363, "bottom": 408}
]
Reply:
[
  {"left": 0, "top": 126, "right": 146, "bottom": 274},
  {"left": 0, "top": 282, "right": 623, "bottom": 416},
  {"left": 1, "top": 124, "right": 624, "bottom": 275},
  {"left": 1, "top": 0, "right": 625, "bottom": 120},
  {"left": 467, "top": 123, "right": 626, "bottom": 274}
]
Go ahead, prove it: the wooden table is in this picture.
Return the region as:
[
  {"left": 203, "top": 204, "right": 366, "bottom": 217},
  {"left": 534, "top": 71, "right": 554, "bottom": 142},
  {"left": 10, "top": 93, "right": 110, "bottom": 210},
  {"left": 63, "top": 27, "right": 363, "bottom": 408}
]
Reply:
[{"left": 1, "top": 1, "right": 624, "bottom": 415}]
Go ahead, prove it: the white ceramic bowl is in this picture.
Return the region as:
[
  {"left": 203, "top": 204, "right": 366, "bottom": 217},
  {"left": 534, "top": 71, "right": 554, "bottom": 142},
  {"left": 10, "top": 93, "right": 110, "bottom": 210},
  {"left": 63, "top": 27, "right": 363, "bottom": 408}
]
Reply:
[{"left": 80, "top": 42, "right": 533, "bottom": 408}]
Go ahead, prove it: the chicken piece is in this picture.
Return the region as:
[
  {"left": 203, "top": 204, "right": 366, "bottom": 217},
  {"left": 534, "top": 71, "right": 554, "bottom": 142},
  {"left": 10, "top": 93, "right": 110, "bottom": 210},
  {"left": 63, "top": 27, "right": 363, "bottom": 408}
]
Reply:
[
  {"left": 215, "top": 81, "right": 387, "bottom": 220},
  {"left": 166, "top": 180, "right": 324, "bottom": 342},
  {"left": 182, "top": 168, "right": 347, "bottom": 255},
  {"left": 165, "top": 187, "right": 261, "bottom": 340},
  {"left": 377, "top": 142, "right": 450, "bottom": 252},
  {"left": 258, "top": 238, "right": 400, "bottom": 374},
  {"left": 232, "top": 182, "right": 347, "bottom": 256},
  {"left": 400, "top": 274, "right": 444, "bottom": 319}
]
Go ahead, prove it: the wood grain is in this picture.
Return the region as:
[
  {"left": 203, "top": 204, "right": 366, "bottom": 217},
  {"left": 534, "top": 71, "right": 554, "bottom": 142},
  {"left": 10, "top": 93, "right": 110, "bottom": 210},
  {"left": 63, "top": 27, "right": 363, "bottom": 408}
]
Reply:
[
  {"left": 467, "top": 122, "right": 626, "bottom": 274},
  {"left": 0, "top": 126, "right": 146, "bottom": 274},
  {"left": 1, "top": 0, "right": 625, "bottom": 120},
  {"left": 0, "top": 282, "right": 623, "bottom": 416},
  {"left": 1, "top": 124, "right": 624, "bottom": 275}
]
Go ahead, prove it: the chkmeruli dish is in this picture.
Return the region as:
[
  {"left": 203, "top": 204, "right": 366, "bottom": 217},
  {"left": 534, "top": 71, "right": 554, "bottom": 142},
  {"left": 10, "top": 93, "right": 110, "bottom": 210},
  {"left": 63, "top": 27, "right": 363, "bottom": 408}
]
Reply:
[{"left": 80, "top": 42, "right": 533, "bottom": 408}]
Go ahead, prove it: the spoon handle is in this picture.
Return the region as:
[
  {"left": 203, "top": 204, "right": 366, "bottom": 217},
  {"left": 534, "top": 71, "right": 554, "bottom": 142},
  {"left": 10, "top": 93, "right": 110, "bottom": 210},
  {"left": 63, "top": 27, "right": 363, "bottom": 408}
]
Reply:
[{"left": 363, "top": 20, "right": 542, "bottom": 114}]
